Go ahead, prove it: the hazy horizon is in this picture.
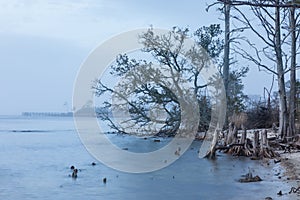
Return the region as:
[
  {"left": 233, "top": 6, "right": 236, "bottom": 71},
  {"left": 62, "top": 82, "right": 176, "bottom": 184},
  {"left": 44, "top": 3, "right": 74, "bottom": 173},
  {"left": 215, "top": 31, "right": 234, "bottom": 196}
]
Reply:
[{"left": 0, "top": 0, "right": 291, "bottom": 115}]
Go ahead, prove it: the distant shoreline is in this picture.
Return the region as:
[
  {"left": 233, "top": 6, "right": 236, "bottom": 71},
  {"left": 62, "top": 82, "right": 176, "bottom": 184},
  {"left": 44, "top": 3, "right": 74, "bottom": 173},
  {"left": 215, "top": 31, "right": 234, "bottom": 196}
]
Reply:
[{"left": 22, "top": 112, "right": 73, "bottom": 117}]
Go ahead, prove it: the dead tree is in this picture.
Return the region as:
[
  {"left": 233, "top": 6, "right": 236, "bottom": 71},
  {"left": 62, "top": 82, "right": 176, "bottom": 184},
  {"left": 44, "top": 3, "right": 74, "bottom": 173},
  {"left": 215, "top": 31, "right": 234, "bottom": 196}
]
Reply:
[{"left": 217, "top": 0, "right": 300, "bottom": 141}]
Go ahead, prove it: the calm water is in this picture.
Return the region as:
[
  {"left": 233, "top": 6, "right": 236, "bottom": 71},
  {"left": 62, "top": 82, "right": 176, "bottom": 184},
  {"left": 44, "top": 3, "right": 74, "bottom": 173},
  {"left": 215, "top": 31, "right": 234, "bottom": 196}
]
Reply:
[{"left": 0, "top": 116, "right": 294, "bottom": 200}]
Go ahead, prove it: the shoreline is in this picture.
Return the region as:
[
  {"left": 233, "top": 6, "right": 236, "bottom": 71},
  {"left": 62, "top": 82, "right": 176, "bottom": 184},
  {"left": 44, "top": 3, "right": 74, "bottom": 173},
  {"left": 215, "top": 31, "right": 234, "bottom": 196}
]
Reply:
[
  {"left": 280, "top": 151, "right": 300, "bottom": 181},
  {"left": 278, "top": 151, "right": 300, "bottom": 198}
]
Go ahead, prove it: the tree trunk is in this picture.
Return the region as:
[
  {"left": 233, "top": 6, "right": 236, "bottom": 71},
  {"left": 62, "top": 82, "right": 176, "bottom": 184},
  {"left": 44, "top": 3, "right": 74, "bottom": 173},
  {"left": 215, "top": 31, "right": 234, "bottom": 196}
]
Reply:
[
  {"left": 261, "top": 129, "right": 269, "bottom": 148},
  {"left": 252, "top": 130, "right": 259, "bottom": 157},
  {"left": 204, "top": 128, "right": 220, "bottom": 159},
  {"left": 225, "top": 122, "right": 235, "bottom": 145},
  {"left": 259, "top": 130, "right": 268, "bottom": 157},
  {"left": 275, "top": 1, "right": 288, "bottom": 140},
  {"left": 241, "top": 124, "right": 252, "bottom": 156},
  {"left": 224, "top": 2, "right": 230, "bottom": 123},
  {"left": 289, "top": 5, "right": 296, "bottom": 141},
  {"left": 241, "top": 125, "right": 246, "bottom": 144}
]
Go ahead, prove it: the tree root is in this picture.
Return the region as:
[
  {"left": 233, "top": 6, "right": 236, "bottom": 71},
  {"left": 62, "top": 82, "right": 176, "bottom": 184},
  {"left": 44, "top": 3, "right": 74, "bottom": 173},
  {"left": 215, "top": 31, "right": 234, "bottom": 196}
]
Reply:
[
  {"left": 227, "top": 145, "right": 253, "bottom": 157},
  {"left": 289, "top": 186, "right": 300, "bottom": 194},
  {"left": 259, "top": 147, "right": 279, "bottom": 159}
]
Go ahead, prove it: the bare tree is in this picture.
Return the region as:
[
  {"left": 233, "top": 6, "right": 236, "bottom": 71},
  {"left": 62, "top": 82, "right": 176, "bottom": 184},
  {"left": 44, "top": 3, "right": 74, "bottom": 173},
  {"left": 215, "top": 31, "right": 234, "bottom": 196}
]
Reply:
[
  {"left": 224, "top": 1, "right": 231, "bottom": 110},
  {"left": 220, "top": 0, "right": 300, "bottom": 139},
  {"left": 286, "top": 1, "right": 300, "bottom": 139}
]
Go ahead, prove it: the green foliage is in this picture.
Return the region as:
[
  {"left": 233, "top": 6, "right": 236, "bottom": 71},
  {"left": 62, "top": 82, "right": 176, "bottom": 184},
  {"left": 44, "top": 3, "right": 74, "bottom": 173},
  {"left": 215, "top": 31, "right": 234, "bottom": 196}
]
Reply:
[
  {"left": 93, "top": 25, "right": 247, "bottom": 135},
  {"left": 194, "top": 24, "right": 224, "bottom": 59},
  {"left": 227, "top": 66, "right": 249, "bottom": 115}
]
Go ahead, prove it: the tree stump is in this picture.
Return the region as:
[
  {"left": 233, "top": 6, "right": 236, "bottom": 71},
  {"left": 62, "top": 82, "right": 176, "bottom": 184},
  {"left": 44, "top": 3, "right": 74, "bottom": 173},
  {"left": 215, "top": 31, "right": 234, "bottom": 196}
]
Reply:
[
  {"left": 225, "top": 122, "right": 236, "bottom": 146},
  {"left": 252, "top": 130, "right": 259, "bottom": 158},
  {"left": 227, "top": 125, "right": 252, "bottom": 156},
  {"left": 259, "top": 129, "right": 279, "bottom": 158}
]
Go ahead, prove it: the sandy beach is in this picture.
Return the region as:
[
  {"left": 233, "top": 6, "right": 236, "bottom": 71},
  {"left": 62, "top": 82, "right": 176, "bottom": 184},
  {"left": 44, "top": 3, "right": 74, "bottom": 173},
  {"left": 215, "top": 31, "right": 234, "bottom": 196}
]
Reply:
[
  {"left": 278, "top": 151, "right": 300, "bottom": 198},
  {"left": 281, "top": 151, "right": 300, "bottom": 181}
]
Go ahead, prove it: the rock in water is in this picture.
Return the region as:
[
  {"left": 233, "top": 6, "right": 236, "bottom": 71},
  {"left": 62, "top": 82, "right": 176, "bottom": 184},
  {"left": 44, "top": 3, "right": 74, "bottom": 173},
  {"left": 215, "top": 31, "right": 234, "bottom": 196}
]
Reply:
[
  {"left": 239, "top": 172, "right": 262, "bottom": 183},
  {"left": 72, "top": 169, "right": 78, "bottom": 179}
]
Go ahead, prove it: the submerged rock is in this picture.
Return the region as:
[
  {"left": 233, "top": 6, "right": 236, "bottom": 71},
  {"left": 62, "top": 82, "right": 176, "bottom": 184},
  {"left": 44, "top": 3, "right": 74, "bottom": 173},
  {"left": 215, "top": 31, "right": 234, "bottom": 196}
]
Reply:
[
  {"left": 274, "top": 159, "right": 281, "bottom": 164},
  {"left": 239, "top": 172, "right": 262, "bottom": 183},
  {"left": 72, "top": 169, "right": 78, "bottom": 179}
]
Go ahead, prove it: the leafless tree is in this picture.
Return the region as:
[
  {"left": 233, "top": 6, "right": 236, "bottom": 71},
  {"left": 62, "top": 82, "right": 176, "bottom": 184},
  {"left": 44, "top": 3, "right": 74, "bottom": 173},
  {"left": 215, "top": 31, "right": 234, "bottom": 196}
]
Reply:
[{"left": 218, "top": 0, "right": 300, "bottom": 140}]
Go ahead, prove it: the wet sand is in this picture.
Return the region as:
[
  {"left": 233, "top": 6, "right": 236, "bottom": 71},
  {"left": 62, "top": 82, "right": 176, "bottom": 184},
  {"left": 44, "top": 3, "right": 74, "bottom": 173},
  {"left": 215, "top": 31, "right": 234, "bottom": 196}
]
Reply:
[
  {"left": 279, "top": 151, "right": 300, "bottom": 199},
  {"left": 281, "top": 151, "right": 300, "bottom": 180}
]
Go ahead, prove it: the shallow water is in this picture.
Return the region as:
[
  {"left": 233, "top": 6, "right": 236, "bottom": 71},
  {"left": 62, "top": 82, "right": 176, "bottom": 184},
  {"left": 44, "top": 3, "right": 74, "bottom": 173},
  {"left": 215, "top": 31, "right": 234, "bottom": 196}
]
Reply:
[{"left": 0, "top": 116, "right": 294, "bottom": 200}]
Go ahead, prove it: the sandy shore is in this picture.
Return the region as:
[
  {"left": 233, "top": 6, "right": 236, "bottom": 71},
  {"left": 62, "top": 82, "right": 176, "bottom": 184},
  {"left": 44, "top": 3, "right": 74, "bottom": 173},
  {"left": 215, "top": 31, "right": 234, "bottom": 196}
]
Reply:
[
  {"left": 281, "top": 151, "right": 300, "bottom": 180},
  {"left": 279, "top": 151, "right": 300, "bottom": 198}
]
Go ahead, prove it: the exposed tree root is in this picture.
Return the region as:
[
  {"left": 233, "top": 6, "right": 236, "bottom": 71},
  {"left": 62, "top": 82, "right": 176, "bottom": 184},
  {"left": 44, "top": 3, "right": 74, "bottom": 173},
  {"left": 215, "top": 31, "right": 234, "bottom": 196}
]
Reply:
[
  {"left": 223, "top": 125, "right": 279, "bottom": 159},
  {"left": 289, "top": 186, "right": 300, "bottom": 194}
]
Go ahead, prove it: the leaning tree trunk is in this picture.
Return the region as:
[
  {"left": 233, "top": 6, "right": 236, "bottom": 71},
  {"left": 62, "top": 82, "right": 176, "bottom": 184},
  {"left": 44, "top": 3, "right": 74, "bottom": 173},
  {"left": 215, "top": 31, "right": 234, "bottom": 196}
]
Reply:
[{"left": 204, "top": 128, "right": 220, "bottom": 159}]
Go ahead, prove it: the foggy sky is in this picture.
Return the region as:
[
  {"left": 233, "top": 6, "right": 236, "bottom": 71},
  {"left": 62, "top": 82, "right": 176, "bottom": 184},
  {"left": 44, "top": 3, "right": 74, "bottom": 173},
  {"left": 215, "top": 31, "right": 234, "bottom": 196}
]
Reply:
[{"left": 0, "top": 0, "right": 278, "bottom": 115}]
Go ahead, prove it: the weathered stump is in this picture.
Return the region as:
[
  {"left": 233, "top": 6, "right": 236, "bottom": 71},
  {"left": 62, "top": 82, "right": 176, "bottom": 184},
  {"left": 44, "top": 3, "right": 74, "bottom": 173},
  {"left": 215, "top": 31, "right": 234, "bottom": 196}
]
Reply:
[
  {"left": 227, "top": 125, "right": 252, "bottom": 156},
  {"left": 251, "top": 130, "right": 259, "bottom": 158},
  {"left": 259, "top": 129, "right": 279, "bottom": 158}
]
